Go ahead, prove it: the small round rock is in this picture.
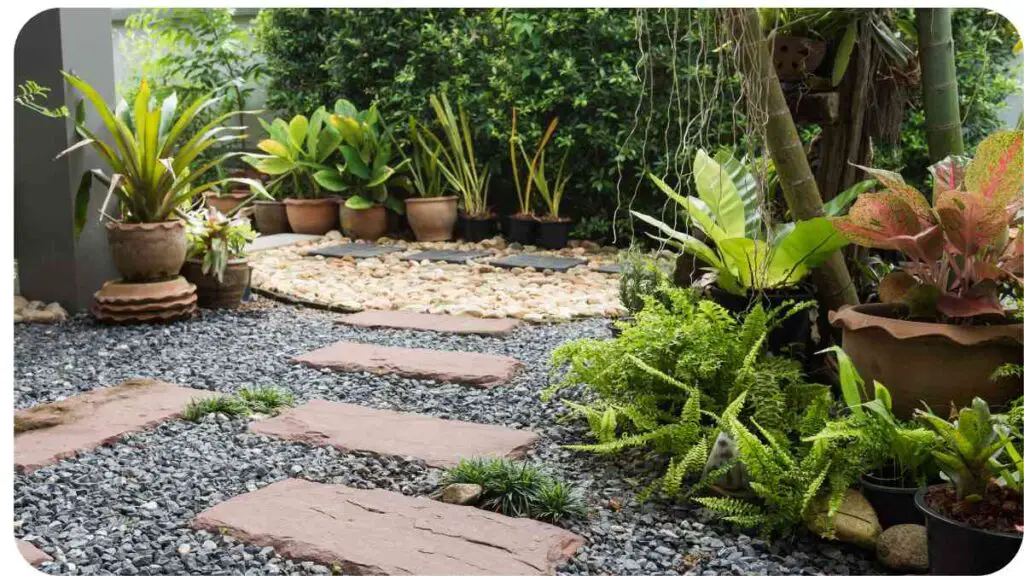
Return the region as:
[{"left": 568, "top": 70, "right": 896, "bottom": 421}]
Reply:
[{"left": 876, "top": 524, "right": 928, "bottom": 573}]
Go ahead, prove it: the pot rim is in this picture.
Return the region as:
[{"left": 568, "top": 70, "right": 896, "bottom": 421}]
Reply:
[
  {"left": 203, "top": 190, "right": 251, "bottom": 199},
  {"left": 283, "top": 197, "right": 338, "bottom": 205},
  {"left": 536, "top": 216, "right": 573, "bottom": 224},
  {"left": 186, "top": 257, "right": 249, "bottom": 267},
  {"left": 105, "top": 220, "right": 185, "bottom": 231},
  {"left": 829, "top": 303, "right": 1024, "bottom": 346},
  {"left": 254, "top": 200, "right": 285, "bottom": 206},
  {"left": 860, "top": 471, "right": 920, "bottom": 493},
  {"left": 913, "top": 484, "right": 1024, "bottom": 540},
  {"left": 458, "top": 211, "right": 495, "bottom": 221},
  {"left": 405, "top": 195, "right": 458, "bottom": 204}
]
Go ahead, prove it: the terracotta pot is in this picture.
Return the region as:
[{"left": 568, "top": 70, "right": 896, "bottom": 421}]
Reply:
[
  {"left": 283, "top": 198, "right": 338, "bottom": 234},
  {"left": 203, "top": 191, "right": 251, "bottom": 216},
  {"left": 180, "top": 258, "right": 251, "bottom": 309},
  {"left": 340, "top": 204, "right": 388, "bottom": 241},
  {"left": 829, "top": 303, "right": 1023, "bottom": 418},
  {"left": 105, "top": 220, "right": 187, "bottom": 281},
  {"left": 405, "top": 196, "right": 457, "bottom": 241},
  {"left": 254, "top": 201, "right": 290, "bottom": 235}
]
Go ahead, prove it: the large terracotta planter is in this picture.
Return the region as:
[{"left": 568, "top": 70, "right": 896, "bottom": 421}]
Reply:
[
  {"left": 180, "top": 258, "right": 251, "bottom": 309},
  {"left": 830, "top": 303, "right": 1023, "bottom": 418},
  {"left": 405, "top": 196, "right": 457, "bottom": 241},
  {"left": 203, "top": 191, "right": 251, "bottom": 216},
  {"left": 254, "top": 201, "right": 290, "bottom": 234},
  {"left": 283, "top": 198, "right": 338, "bottom": 234},
  {"left": 341, "top": 204, "right": 388, "bottom": 241},
  {"left": 105, "top": 220, "right": 187, "bottom": 281}
]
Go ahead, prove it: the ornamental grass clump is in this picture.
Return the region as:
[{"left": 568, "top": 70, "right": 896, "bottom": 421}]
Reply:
[{"left": 182, "top": 386, "right": 296, "bottom": 421}]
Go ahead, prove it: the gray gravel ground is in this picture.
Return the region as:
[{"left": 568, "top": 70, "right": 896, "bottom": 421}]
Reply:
[{"left": 14, "top": 301, "right": 878, "bottom": 575}]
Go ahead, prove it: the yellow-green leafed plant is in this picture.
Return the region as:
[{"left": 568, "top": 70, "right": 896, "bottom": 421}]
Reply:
[
  {"left": 421, "top": 93, "right": 490, "bottom": 217},
  {"left": 56, "top": 73, "right": 268, "bottom": 237},
  {"left": 509, "top": 111, "right": 559, "bottom": 216},
  {"left": 243, "top": 106, "right": 343, "bottom": 199},
  {"left": 525, "top": 145, "right": 572, "bottom": 221},
  {"left": 327, "top": 99, "right": 411, "bottom": 213}
]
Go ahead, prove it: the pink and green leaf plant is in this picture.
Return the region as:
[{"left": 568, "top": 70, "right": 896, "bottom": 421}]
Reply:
[{"left": 833, "top": 130, "right": 1024, "bottom": 319}]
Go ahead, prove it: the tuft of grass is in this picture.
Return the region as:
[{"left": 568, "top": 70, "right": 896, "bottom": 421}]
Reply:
[
  {"left": 183, "top": 395, "right": 249, "bottom": 422},
  {"left": 238, "top": 386, "right": 296, "bottom": 414},
  {"left": 441, "top": 457, "right": 588, "bottom": 525}
]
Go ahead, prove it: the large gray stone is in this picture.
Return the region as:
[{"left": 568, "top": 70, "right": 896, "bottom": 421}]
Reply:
[
  {"left": 804, "top": 489, "right": 882, "bottom": 549},
  {"left": 250, "top": 400, "right": 538, "bottom": 468},
  {"left": 193, "top": 479, "right": 583, "bottom": 575},
  {"left": 292, "top": 341, "right": 524, "bottom": 388},
  {"left": 337, "top": 310, "right": 521, "bottom": 335}
]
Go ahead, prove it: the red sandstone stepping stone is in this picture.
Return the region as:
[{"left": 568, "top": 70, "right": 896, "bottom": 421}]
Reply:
[
  {"left": 338, "top": 310, "right": 521, "bottom": 335},
  {"left": 17, "top": 539, "right": 52, "bottom": 567},
  {"left": 251, "top": 400, "right": 539, "bottom": 468},
  {"left": 293, "top": 341, "right": 524, "bottom": 388},
  {"left": 194, "top": 479, "right": 583, "bottom": 575},
  {"left": 14, "top": 379, "right": 214, "bottom": 473}
]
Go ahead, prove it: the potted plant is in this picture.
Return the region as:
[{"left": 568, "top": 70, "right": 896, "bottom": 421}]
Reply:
[
  {"left": 633, "top": 149, "right": 858, "bottom": 354},
  {"left": 252, "top": 181, "right": 290, "bottom": 235},
  {"left": 505, "top": 109, "right": 557, "bottom": 245},
  {"left": 404, "top": 117, "right": 456, "bottom": 241},
  {"left": 424, "top": 93, "right": 494, "bottom": 242},
  {"left": 912, "top": 398, "right": 1023, "bottom": 575},
  {"left": 244, "top": 108, "right": 343, "bottom": 234},
  {"left": 324, "top": 99, "right": 410, "bottom": 241},
  {"left": 181, "top": 206, "right": 257, "bottom": 308},
  {"left": 25, "top": 74, "right": 266, "bottom": 282},
  {"left": 527, "top": 141, "right": 573, "bottom": 249},
  {"left": 830, "top": 130, "right": 1024, "bottom": 417}
]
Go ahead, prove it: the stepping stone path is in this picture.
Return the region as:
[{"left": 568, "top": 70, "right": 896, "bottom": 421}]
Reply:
[
  {"left": 401, "top": 249, "right": 492, "bottom": 264},
  {"left": 293, "top": 341, "right": 523, "bottom": 388},
  {"left": 307, "top": 243, "right": 406, "bottom": 259},
  {"left": 193, "top": 479, "right": 583, "bottom": 575},
  {"left": 597, "top": 263, "right": 622, "bottom": 274},
  {"left": 338, "top": 310, "right": 521, "bottom": 335},
  {"left": 250, "top": 400, "right": 539, "bottom": 468},
  {"left": 17, "top": 539, "right": 52, "bottom": 567},
  {"left": 249, "top": 233, "right": 323, "bottom": 252},
  {"left": 490, "top": 254, "right": 587, "bottom": 272},
  {"left": 14, "top": 379, "right": 214, "bottom": 473}
]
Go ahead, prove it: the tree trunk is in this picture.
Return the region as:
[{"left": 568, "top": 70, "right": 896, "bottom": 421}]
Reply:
[
  {"left": 724, "top": 8, "right": 859, "bottom": 313},
  {"left": 916, "top": 8, "right": 964, "bottom": 162}
]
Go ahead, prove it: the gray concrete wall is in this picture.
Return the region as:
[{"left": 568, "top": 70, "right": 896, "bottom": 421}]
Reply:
[{"left": 15, "top": 8, "right": 119, "bottom": 311}]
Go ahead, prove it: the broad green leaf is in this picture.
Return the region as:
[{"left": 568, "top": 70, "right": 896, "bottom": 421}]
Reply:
[
  {"left": 334, "top": 98, "right": 358, "bottom": 118},
  {"left": 769, "top": 218, "right": 848, "bottom": 284},
  {"left": 257, "top": 139, "right": 291, "bottom": 159},
  {"left": 251, "top": 156, "right": 294, "bottom": 175},
  {"left": 631, "top": 210, "right": 724, "bottom": 269},
  {"left": 288, "top": 115, "right": 308, "bottom": 150},
  {"left": 369, "top": 166, "right": 395, "bottom": 187},
  {"left": 712, "top": 150, "right": 761, "bottom": 239},
  {"left": 158, "top": 92, "right": 178, "bottom": 141},
  {"left": 344, "top": 195, "right": 374, "bottom": 210},
  {"left": 313, "top": 169, "right": 347, "bottom": 192},
  {"left": 873, "top": 381, "right": 893, "bottom": 413},
  {"left": 822, "top": 345, "right": 867, "bottom": 416},
  {"left": 823, "top": 179, "right": 876, "bottom": 216},
  {"left": 329, "top": 115, "right": 363, "bottom": 146},
  {"left": 717, "top": 237, "right": 770, "bottom": 289},
  {"left": 340, "top": 145, "right": 370, "bottom": 179},
  {"left": 648, "top": 173, "right": 729, "bottom": 243},
  {"left": 832, "top": 20, "right": 858, "bottom": 87},
  {"left": 316, "top": 126, "right": 343, "bottom": 163},
  {"left": 693, "top": 149, "right": 745, "bottom": 237}
]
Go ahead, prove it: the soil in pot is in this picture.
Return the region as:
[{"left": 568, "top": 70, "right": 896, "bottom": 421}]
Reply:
[
  {"left": 458, "top": 213, "right": 495, "bottom": 243},
  {"left": 204, "top": 191, "right": 251, "bottom": 216},
  {"left": 341, "top": 204, "right": 388, "bottom": 241},
  {"left": 405, "top": 196, "right": 457, "bottom": 241},
  {"left": 860, "top": 469, "right": 926, "bottom": 528},
  {"left": 254, "top": 201, "right": 290, "bottom": 235},
  {"left": 283, "top": 198, "right": 338, "bottom": 235},
  {"left": 180, "top": 259, "right": 251, "bottom": 309},
  {"left": 536, "top": 217, "right": 572, "bottom": 249},
  {"left": 105, "top": 221, "right": 187, "bottom": 281},
  {"left": 707, "top": 284, "right": 814, "bottom": 357},
  {"left": 830, "top": 303, "right": 1024, "bottom": 418},
  {"left": 505, "top": 214, "right": 536, "bottom": 245},
  {"left": 915, "top": 484, "right": 1023, "bottom": 575}
]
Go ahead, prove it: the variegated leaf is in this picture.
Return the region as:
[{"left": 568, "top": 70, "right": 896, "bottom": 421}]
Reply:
[
  {"left": 928, "top": 155, "right": 968, "bottom": 199},
  {"left": 965, "top": 130, "right": 1024, "bottom": 206},
  {"left": 851, "top": 163, "right": 934, "bottom": 224},
  {"left": 832, "top": 191, "right": 924, "bottom": 249},
  {"left": 935, "top": 189, "right": 1010, "bottom": 256}
]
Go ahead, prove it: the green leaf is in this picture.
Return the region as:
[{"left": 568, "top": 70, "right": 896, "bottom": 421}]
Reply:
[
  {"left": 768, "top": 218, "right": 848, "bottom": 285},
  {"left": 692, "top": 149, "right": 745, "bottom": 237},
  {"left": 288, "top": 115, "right": 308, "bottom": 150},
  {"left": 340, "top": 146, "right": 370, "bottom": 179},
  {"left": 369, "top": 165, "right": 395, "bottom": 187},
  {"left": 832, "top": 20, "right": 858, "bottom": 87},
  {"left": 631, "top": 210, "right": 724, "bottom": 270},
  {"left": 251, "top": 156, "right": 295, "bottom": 175},
  {"left": 712, "top": 150, "right": 761, "bottom": 239},
  {"left": 257, "top": 139, "right": 291, "bottom": 159},
  {"left": 313, "top": 169, "right": 347, "bottom": 192},
  {"left": 344, "top": 195, "right": 375, "bottom": 210},
  {"left": 823, "top": 179, "right": 876, "bottom": 216},
  {"left": 873, "top": 381, "right": 892, "bottom": 413},
  {"left": 648, "top": 173, "right": 729, "bottom": 243}
]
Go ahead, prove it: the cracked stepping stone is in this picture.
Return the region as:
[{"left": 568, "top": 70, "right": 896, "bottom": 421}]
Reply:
[
  {"left": 292, "top": 341, "right": 523, "bottom": 388},
  {"left": 490, "top": 254, "right": 586, "bottom": 272},
  {"left": 400, "top": 249, "right": 492, "bottom": 264},
  {"left": 338, "top": 311, "right": 520, "bottom": 335},
  {"left": 193, "top": 478, "right": 583, "bottom": 575},
  {"left": 306, "top": 243, "right": 406, "bottom": 259},
  {"left": 14, "top": 379, "right": 215, "bottom": 473},
  {"left": 249, "top": 233, "right": 323, "bottom": 252},
  {"left": 251, "top": 400, "right": 538, "bottom": 468},
  {"left": 597, "top": 263, "right": 621, "bottom": 274},
  {"left": 17, "top": 540, "right": 52, "bottom": 567}
]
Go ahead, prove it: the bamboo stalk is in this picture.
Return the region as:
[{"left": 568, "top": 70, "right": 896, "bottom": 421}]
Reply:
[{"left": 916, "top": 8, "right": 965, "bottom": 162}]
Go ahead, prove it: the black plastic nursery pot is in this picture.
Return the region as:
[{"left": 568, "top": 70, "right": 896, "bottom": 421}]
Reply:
[
  {"left": 706, "top": 284, "right": 814, "bottom": 355},
  {"left": 458, "top": 213, "right": 495, "bottom": 243},
  {"left": 859, "top": 471, "right": 924, "bottom": 528},
  {"left": 536, "top": 218, "right": 572, "bottom": 250},
  {"left": 914, "top": 486, "right": 1023, "bottom": 575},
  {"left": 505, "top": 214, "right": 536, "bottom": 245}
]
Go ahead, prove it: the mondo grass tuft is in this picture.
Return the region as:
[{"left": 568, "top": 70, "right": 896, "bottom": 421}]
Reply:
[
  {"left": 182, "top": 395, "right": 250, "bottom": 422},
  {"left": 441, "top": 457, "right": 587, "bottom": 525},
  {"left": 237, "top": 386, "right": 296, "bottom": 414},
  {"left": 182, "top": 386, "right": 296, "bottom": 422}
]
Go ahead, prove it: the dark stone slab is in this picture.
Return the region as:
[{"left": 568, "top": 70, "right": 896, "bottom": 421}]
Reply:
[
  {"left": 306, "top": 244, "right": 406, "bottom": 259},
  {"left": 490, "top": 254, "right": 587, "bottom": 272},
  {"left": 597, "top": 263, "right": 622, "bottom": 274},
  {"left": 400, "top": 249, "right": 492, "bottom": 264}
]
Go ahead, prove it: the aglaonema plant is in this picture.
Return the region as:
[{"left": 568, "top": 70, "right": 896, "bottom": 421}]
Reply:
[{"left": 833, "top": 130, "right": 1024, "bottom": 319}]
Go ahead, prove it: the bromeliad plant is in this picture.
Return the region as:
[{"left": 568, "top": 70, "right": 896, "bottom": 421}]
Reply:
[
  {"left": 632, "top": 149, "right": 866, "bottom": 295},
  {"left": 185, "top": 207, "right": 257, "bottom": 282},
  {"left": 833, "top": 130, "right": 1024, "bottom": 319},
  {"left": 243, "top": 107, "right": 342, "bottom": 198},
  {"left": 45, "top": 73, "right": 267, "bottom": 236},
  {"left": 326, "top": 99, "right": 411, "bottom": 213}
]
